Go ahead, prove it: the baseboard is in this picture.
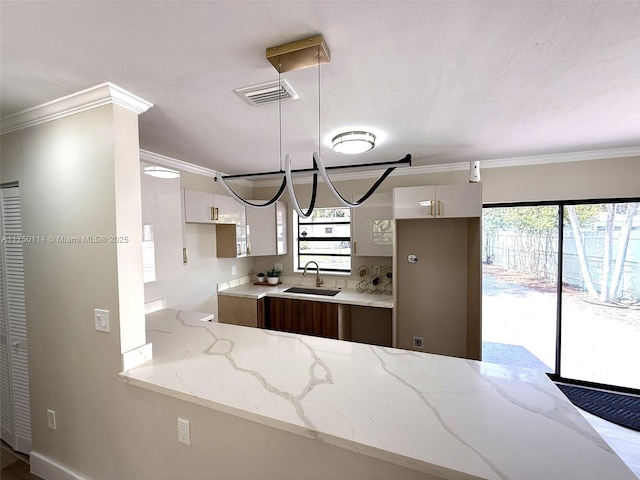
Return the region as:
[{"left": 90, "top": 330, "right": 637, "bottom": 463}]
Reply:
[{"left": 30, "top": 451, "right": 88, "bottom": 480}]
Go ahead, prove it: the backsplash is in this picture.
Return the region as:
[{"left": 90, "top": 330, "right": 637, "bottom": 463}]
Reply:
[{"left": 356, "top": 265, "right": 392, "bottom": 295}]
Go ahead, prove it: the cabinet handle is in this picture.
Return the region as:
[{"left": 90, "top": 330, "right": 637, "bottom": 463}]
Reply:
[
  {"left": 353, "top": 241, "right": 357, "bottom": 255},
  {"left": 210, "top": 207, "right": 219, "bottom": 221},
  {"left": 182, "top": 248, "right": 188, "bottom": 264},
  {"left": 437, "top": 200, "right": 441, "bottom": 216},
  {"left": 430, "top": 200, "right": 435, "bottom": 216}
]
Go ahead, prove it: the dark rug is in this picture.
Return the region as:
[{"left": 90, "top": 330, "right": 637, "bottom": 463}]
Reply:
[
  {"left": 557, "top": 383, "right": 640, "bottom": 432},
  {"left": 482, "top": 341, "right": 552, "bottom": 372}
]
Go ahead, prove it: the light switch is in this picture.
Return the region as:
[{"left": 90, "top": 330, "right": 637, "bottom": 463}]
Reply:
[
  {"left": 94, "top": 309, "right": 110, "bottom": 333},
  {"left": 47, "top": 409, "right": 57, "bottom": 430}
]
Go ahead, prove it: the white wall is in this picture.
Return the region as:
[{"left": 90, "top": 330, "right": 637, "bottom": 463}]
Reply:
[{"left": 143, "top": 170, "right": 254, "bottom": 315}]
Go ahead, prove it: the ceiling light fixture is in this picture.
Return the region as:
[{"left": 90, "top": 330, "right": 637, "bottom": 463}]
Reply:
[
  {"left": 143, "top": 166, "right": 180, "bottom": 179},
  {"left": 214, "top": 35, "right": 411, "bottom": 217},
  {"left": 332, "top": 131, "right": 376, "bottom": 154}
]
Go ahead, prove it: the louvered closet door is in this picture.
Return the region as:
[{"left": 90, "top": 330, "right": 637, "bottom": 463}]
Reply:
[{"left": 0, "top": 186, "right": 31, "bottom": 453}]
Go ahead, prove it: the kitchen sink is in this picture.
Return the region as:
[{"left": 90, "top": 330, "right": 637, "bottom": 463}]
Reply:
[{"left": 283, "top": 287, "right": 341, "bottom": 296}]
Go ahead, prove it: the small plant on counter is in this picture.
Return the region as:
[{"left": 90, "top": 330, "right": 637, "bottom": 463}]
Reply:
[
  {"left": 266, "top": 267, "right": 281, "bottom": 284},
  {"left": 256, "top": 272, "right": 266, "bottom": 283},
  {"left": 266, "top": 268, "right": 281, "bottom": 277}
]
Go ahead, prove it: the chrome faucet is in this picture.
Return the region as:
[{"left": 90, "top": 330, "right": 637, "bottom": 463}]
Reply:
[{"left": 303, "top": 261, "right": 323, "bottom": 287}]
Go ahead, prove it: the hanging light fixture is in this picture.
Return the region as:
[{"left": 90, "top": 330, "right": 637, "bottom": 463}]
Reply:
[
  {"left": 332, "top": 131, "right": 376, "bottom": 154},
  {"left": 214, "top": 35, "right": 411, "bottom": 217}
]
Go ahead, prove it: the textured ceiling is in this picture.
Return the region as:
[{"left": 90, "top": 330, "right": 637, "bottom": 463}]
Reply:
[{"left": 1, "top": 1, "right": 639, "bottom": 175}]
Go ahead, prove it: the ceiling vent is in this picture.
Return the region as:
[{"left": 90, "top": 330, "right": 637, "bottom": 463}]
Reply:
[{"left": 234, "top": 79, "right": 299, "bottom": 106}]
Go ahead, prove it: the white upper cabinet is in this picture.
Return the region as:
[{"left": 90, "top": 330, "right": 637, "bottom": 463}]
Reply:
[
  {"left": 183, "top": 189, "right": 238, "bottom": 224},
  {"left": 183, "top": 189, "right": 214, "bottom": 223},
  {"left": 246, "top": 201, "right": 288, "bottom": 256},
  {"left": 393, "top": 183, "right": 482, "bottom": 219},
  {"left": 351, "top": 192, "right": 393, "bottom": 257},
  {"left": 215, "top": 194, "right": 239, "bottom": 224},
  {"left": 276, "top": 201, "right": 288, "bottom": 255},
  {"left": 216, "top": 198, "right": 247, "bottom": 258}
]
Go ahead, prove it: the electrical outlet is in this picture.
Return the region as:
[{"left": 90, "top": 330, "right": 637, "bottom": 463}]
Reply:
[
  {"left": 47, "top": 409, "right": 57, "bottom": 430},
  {"left": 177, "top": 418, "right": 190, "bottom": 445},
  {"left": 413, "top": 336, "right": 424, "bottom": 349},
  {"left": 275, "top": 263, "right": 283, "bottom": 272},
  {"left": 231, "top": 265, "right": 237, "bottom": 275}
]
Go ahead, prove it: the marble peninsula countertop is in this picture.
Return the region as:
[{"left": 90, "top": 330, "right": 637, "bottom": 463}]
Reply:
[
  {"left": 120, "top": 309, "right": 636, "bottom": 480},
  {"left": 217, "top": 276, "right": 393, "bottom": 309}
]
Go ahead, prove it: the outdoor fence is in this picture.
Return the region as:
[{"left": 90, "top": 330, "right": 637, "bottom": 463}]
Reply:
[{"left": 483, "top": 232, "right": 640, "bottom": 301}]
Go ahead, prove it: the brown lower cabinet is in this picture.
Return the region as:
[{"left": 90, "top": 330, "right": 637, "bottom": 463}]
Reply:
[
  {"left": 267, "top": 297, "right": 339, "bottom": 339},
  {"left": 218, "top": 296, "right": 265, "bottom": 328}
]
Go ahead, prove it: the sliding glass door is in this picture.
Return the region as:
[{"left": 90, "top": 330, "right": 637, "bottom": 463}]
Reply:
[
  {"left": 561, "top": 202, "right": 640, "bottom": 390},
  {"left": 482, "top": 206, "right": 558, "bottom": 373},
  {"left": 483, "top": 200, "right": 640, "bottom": 393}
]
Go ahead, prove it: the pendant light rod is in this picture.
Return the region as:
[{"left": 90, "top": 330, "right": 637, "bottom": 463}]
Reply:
[
  {"left": 313, "top": 152, "right": 402, "bottom": 208},
  {"left": 216, "top": 154, "right": 411, "bottom": 180},
  {"left": 213, "top": 34, "right": 413, "bottom": 216}
]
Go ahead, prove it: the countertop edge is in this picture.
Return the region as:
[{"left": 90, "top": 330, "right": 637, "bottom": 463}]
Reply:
[{"left": 118, "top": 371, "right": 476, "bottom": 480}]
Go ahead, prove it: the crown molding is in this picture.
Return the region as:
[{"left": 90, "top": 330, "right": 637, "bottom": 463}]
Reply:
[
  {"left": 140, "top": 145, "right": 640, "bottom": 188},
  {"left": 250, "top": 145, "right": 640, "bottom": 187},
  {"left": 480, "top": 145, "right": 640, "bottom": 169},
  {"left": 1, "top": 82, "right": 153, "bottom": 135},
  {"left": 139, "top": 149, "right": 252, "bottom": 187}
]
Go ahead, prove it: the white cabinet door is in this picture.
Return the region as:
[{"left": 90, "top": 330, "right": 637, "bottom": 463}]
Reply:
[
  {"left": 393, "top": 184, "right": 481, "bottom": 219},
  {"left": 246, "top": 203, "right": 276, "bottom": 256},
  {"left": 246, "top": 201, "right": 288, "bottom": 256},
  {"left": 393, "top": 186, "right": 436, "bottom": 219},
  {"left": 213, "top": 194, "right": 238, "bottom": 224},
  {"left": 351, "top": 192, "right": 393, "bottom": 257},
  {"left": 235, "top": 201, "right": 247, "bottom": 256},
  {"left": 183, "top": 190, "right": 240, "bottom": 224},
  {"left": 276, "top": 201, "right": 287, "bottom": 255},
  {"left": 184, "top": 189, "right": 215, "bottom": 223},
  {"left": 435, "top": 183, "right": 482, "bottom": 218}
]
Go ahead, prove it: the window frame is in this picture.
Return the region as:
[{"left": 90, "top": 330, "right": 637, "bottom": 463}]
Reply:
[{"left": 294, "top": 208, "right": 351, "bottom": 274}]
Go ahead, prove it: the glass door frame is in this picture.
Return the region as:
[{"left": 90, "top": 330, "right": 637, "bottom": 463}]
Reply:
[{"left": 484, "top": 197, "right": 640, "bottom": 396}]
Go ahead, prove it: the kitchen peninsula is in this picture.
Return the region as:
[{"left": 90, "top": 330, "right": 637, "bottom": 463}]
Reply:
[{"left": 120, "top": 309, "right": 637, "bottom": 480}]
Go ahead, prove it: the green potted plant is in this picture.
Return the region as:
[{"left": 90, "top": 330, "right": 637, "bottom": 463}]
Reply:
[{"left": 266, "top": 267, "right": 281, "bottom": 284}]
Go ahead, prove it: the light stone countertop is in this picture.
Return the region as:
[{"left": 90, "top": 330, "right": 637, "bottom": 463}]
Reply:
[
  {"left": 120, "top": 309, "right": 637, "bottom": 480},
  {"left": 217, "top": 277, "right": 393, "bottom": 309}
]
